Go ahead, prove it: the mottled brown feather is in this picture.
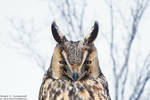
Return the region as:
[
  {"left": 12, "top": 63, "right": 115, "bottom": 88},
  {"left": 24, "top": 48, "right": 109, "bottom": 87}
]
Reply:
[{"left": 39, "top": 22, "right": 111, "bottom": 100}]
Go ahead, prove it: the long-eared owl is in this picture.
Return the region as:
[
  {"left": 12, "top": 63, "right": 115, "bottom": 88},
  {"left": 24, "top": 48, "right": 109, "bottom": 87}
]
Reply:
[{"left": 39, "top": 21, "right": 111, "bottom": 100}]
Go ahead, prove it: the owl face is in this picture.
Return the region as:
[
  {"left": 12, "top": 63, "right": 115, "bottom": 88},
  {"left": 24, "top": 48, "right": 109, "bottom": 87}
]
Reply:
[{"left": 50, "top": 22, "right": 100, "bottom": 81}]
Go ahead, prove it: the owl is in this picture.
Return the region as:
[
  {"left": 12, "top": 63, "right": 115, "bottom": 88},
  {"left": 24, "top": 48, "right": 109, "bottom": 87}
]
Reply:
[{"left": 39, "top": 21, "right": 111, "bottom": 100}]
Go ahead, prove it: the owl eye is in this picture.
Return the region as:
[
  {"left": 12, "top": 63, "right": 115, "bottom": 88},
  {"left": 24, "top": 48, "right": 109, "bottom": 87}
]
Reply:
[
  {"left": 85, "top": 60, "right": 92, "bottom": 64},
  {"left": 59, "top": 60, "right": 67, "bottom": 65}
]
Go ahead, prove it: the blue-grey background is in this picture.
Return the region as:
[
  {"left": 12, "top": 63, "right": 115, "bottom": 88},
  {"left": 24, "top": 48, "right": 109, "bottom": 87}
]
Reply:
[{"left": 0, "top": 0, "right": 150, "bottom": 100}]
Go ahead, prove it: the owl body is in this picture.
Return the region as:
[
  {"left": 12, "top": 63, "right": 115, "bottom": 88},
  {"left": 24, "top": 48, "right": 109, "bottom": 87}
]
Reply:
[
  {"left": 39, "top": 22, "right": 111, "bottom": 100},
  {"left": 39, "top": 75, "right": 109, "bottom": 100}
]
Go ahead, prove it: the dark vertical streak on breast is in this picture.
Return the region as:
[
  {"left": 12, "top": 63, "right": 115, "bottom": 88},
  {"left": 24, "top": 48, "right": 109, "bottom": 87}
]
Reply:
[{"left": 83, "top": 84, "right": 95, "bottom": 100}]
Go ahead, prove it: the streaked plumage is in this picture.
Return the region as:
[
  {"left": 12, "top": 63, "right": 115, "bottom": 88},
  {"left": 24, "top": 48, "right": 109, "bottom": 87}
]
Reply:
[{"left": 39, "top": 21, "right": 111, "bottom": 100}]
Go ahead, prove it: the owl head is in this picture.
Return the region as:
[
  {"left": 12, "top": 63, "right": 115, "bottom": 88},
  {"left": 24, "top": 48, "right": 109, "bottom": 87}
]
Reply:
[{"left": 50, "top": 21, "right": 101, "bottom": 81}]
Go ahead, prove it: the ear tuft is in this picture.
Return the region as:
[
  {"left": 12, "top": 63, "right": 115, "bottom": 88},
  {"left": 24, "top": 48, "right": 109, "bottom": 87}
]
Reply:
[
  {"left": 51, "top": 21, "right": 67, "bottom": 43},
  {"left": 85, "top": 21, "right": 99, "bottom": 43}
]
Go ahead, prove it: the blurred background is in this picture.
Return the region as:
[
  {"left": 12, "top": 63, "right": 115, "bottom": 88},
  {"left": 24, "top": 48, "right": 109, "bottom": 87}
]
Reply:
[{"left": 0, "top": 0, "right": 150, "bottom": 100}]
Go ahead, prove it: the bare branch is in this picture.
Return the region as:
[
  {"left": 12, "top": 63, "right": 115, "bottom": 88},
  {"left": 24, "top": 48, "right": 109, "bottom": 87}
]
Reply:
[
  {"left": 129, "top": 53, "right": 150, "bottom": 100},
  {"left": 7, "top": 18, "right": 47, "bottom": 72},
  {"left": 106, "top": 0, "right": 119, "bottom": 100},
  {"left": 51, "top": 0, "right": 87, "bottom": 40},
  {"left": 105, "top": 0, "right": 150, "bottom": 99}
]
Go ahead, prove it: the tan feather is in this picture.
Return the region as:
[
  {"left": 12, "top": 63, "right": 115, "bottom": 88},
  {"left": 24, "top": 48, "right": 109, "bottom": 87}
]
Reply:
[{"left": 39, "top": 22, "right": 111, "bottom": 100}]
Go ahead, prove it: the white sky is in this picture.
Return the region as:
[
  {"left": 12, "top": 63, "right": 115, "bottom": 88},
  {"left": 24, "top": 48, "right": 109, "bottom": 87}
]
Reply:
[{"left": 0, "top": 0, "right": 150, "bottom": 100}]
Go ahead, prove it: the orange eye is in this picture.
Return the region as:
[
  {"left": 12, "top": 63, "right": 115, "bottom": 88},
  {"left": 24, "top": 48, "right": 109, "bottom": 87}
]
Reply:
[
  {"left": 59, "top": 61, "right": 63, "bottom": 64},
  {"left": 59, "top": 61, "right": 66, "bottom": 64},
  {"left": 85, "top": 60, "right": 92, "bottom": 64}
]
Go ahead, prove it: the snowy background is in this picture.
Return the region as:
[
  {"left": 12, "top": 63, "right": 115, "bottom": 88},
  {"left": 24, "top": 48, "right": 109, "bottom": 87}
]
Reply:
[{"left": 0, "top": 0, "right": 150, "bottom": 100}]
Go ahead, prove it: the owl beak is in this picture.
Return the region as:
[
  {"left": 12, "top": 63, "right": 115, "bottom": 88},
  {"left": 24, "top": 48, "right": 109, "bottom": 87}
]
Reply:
[
  {"left": 73, "top": 73, "right": 79, "bottom": 81},
  {"left": 72, "top": 68, "right": 79, "bottom": 81}
]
